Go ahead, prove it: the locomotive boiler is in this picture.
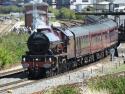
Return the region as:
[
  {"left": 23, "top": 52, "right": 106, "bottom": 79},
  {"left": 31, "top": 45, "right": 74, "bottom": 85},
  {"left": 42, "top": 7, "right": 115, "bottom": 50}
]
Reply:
[{"left": 27, "top": 29, "right": 61, "bottom": 53}]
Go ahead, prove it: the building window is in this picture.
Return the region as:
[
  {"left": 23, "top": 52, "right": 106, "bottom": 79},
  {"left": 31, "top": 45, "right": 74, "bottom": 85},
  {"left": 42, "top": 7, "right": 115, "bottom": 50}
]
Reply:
[
  {"left": 70, "top": 0, "right": 75, "bottom": 4},
  {"left": 82, "top": 0, "right": 88, "bottom": 2}
]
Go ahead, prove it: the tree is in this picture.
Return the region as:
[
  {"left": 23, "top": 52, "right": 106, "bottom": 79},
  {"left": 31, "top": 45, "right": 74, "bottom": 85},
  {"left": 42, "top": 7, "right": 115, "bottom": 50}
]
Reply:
[
  {"left": 70, "top": 10, "right": 76, "bottom": 19},
  {"left": 59, "top": 7, "right": 76, "bottom": 20},
  {"left": 82, "top": 6, "right": 95, "bottom": 12},
  {"left": 48, "top": 7, "right": 59, "bottom": 18},
  {"left": 0, "top": 6, "right": 23, "bottom": 13},
  {"left": 76, "top": 14, "right": 84, "bottom": 20}
]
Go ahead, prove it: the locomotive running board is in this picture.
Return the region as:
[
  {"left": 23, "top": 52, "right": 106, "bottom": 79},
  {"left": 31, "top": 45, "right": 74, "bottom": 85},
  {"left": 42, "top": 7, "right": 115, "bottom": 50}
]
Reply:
[{"left": 22, "top": 53, "right": 68, "bottom": 58}]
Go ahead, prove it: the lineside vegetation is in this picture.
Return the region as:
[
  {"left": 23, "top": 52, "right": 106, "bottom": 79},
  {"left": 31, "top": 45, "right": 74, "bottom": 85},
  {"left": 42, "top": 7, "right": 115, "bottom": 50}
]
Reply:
[
  {"left": 45, "top": 85, "right": 80, "bottom": 94},
  {"left": 88, "top": 75, "right": 125, "bottom": 94},
  {"left": 48, "top": 7, "right": 85, "bottom": 20},
  {"left": 0, "top": 6, "right": 23, "bottom": 14},
  {"left": 0, "top": 32, "right": 29, "bottom": 69}
]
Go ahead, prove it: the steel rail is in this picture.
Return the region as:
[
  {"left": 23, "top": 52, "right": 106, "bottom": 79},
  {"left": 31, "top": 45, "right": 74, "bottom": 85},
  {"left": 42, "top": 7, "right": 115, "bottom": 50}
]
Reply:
[
  {"left": 0, "top": 79, "right": 34, "bottom": 93},
  {"left": 0, "top": 68, "right": 25, "bottom": 79},
  {"left": 0, "top": 78, "right": 28, "bottom": 88}
]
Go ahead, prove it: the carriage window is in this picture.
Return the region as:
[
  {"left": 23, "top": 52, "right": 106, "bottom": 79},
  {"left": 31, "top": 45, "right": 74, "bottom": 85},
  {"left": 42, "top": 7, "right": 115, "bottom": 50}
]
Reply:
[
  {"left": 76, "top": 37, "right": 79, "bottom": 49},
  {"left": 82, "top": 36, "right": 84, "bottom": 47},
  {"left": 79, "top": 37, "right": 81, "bottom": 48},
  {"left": 77, "top": 37, "right": 81, "bottom": 49},
  {"left": 78, "top": 38, "right": 80, "bottom": 49},
  {"left": 81, "top": 36, "right": 89, "bottom": 47}
]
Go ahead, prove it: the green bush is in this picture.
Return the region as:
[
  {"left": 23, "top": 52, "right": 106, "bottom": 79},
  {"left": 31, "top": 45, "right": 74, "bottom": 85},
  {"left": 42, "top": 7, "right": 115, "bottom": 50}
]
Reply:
[
  {"left": 48, "top": 7, "right": 60, "bottom": 19},
  {"left": 0, "top": 32, "right": 29, "bottom": 68},
  {"left": 82, "top": 6, "right": 95, "bottom": 12},
  {"left": 48, "top": 7, "right": 86, "bottom": 20},
  {"left": 59, "top": 7, "right": 76, "bottom": 20},
  {"left": 76, "top": 14, "right": 85, "bottom": 20},
  {"left": 51, "top": 86, "right": 80, "bottom": 94},
  {"left": 0, "top": 47, "right": 13, "bottom": 68},
  {"left": 0, "top": 6, "right": 23, "bottom": 13},
  {"left": 88, "top": 75, "right": 125, "bottom": 94}
]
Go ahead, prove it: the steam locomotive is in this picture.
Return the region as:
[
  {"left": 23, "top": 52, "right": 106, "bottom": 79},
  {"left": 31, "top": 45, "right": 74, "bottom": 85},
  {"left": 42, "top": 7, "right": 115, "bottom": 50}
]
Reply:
[{"left": 21, "top": 16, "right": 118, "bottom": 79}]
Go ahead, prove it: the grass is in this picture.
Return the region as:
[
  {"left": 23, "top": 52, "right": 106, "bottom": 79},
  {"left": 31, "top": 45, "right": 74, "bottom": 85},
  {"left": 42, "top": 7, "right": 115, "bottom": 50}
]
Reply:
[
  {"left": 44, "top": 85, "right": 80, "bottom": 94},
  {"left": 104, "top": 63, "right": 125, "bottom": 74},
  {"left": 0, "top": 32, "right": 29, "bottom": 69},
  {"left": 0, "top": 13, "right": 10, "bottom": 16},
  {"left": 108, "top": 63, "right": 125, "bottom": 73},
  {"left": 88, "top": 75, "right": 125, "bottom": 94}
]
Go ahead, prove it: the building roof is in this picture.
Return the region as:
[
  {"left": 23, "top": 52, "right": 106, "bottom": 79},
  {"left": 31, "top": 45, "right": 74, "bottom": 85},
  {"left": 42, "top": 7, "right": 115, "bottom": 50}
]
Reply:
[
  {"left": 24, "top": 1, "right": 48, "bottom": 6},
  {"left": 99, "top": 1, "right": 110, "bottom": 4},
  {"left": 113, "top": 0, "right": 125, "bottom": 4}
]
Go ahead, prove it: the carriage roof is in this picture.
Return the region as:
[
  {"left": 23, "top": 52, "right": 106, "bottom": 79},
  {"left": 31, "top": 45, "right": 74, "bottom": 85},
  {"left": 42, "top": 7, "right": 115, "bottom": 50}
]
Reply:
[{"left": 68, "top": 20, "right": 117, "bottom": 37}]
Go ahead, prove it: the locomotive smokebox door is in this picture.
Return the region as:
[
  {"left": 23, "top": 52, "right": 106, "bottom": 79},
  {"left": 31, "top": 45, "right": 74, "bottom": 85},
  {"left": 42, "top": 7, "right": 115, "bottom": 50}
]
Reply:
[{"left": 27, "top": 32, "right": 50, "bottom": 53}]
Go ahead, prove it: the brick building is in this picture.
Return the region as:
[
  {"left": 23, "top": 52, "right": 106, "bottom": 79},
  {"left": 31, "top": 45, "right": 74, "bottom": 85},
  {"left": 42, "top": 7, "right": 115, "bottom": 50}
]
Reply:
[{"left": 24, "top": 1, "right": 48, "bottom": 28}]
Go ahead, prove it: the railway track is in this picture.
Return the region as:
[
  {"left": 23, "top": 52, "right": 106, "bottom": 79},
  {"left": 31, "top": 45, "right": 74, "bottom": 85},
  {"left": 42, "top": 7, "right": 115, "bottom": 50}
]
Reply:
[
  {"left": 0, "top": 57, "right": 107, "bottom": 93},
  {"left": 1, "top": 57, "right": 111, "bottom": 93},
  {"left": 59, "top": 20, "right": 84, "bottom": 28},
  {"left": 0, "top": 78, "right": 27, "bottom": 88},
  {"left": 0, "top": 68, "right": 24, "bottom": 79},
  {"left": 0, "top": 20, "right": 16, "bottom": 37},
  {"left": 0, "top": 56, "right": 124, "bottom": 94},
  {"left": 0, "top": 58, "right": 125, "bottom": 94},
  {"left": 0, "top": 78, "right": 32, "bottom": 93}
]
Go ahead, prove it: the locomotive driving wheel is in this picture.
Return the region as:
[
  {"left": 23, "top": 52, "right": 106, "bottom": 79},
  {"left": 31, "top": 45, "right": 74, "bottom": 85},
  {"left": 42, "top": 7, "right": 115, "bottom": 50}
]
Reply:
[
  {"left": 28, "top": 68, "right": 47, "bottom": 79},
  {"left": 45, "top": 68, "right": 52, "bottom": 77},
  {"left": 27, "top": 69, "right": 38, "bottom": 79},
  {"left": 84, "top": 56, "right": 89, "bottom": 64},
  {"left": 77, "top": 58, "right": 82, "bottom": 67},
  {"left": 57, "top": 57, "right": 67, "bottom": 73}
]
